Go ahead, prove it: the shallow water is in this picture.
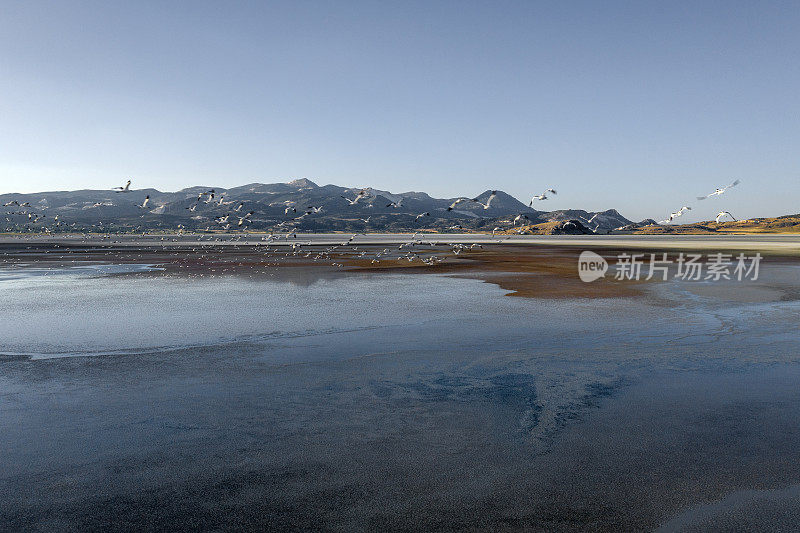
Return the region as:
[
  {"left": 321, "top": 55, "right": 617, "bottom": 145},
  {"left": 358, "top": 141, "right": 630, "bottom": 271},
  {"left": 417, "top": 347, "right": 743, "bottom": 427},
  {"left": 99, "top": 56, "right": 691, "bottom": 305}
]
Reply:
[{"left": 2, "top": 259, "right": 800, "bottom": 530}]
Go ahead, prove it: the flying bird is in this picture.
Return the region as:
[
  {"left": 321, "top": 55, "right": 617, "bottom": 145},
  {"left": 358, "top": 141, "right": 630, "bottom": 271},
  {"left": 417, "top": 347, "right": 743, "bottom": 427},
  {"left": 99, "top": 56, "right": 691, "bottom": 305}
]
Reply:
[
  {"left": 306, "top": 206, "right": 323, "bottom": 214},
  {"left": 138, "top": 195, "right": 150, "bottom": 209},
  {"left": 447, "top": 198, "right": 470, "bottom": 211},
  {"left": 529, "top": 188, "right": 557, "bottom": 205},
  {"left": 112, "top": 179, "right": 132, "bottom": 193},
  {"left": 472, "top": 191, "right": 497, "bottom": 210},
  {"left": 415, "top": 212, "right": 431, "bottom": 221},
  {"left": 697, "top": 180, "right": 740, "bottom": 200},
  {"left": 715, "top": 211, "right": 737, "bottom": 223},
  {"left": 659, "top": 206, "right": 692, "bottom": 224},
  {"left": 341, "top": 189, "right": 371, "bottom": 205},
  {"left": 386, "top": 197, "right": 405, "bottom": 208}
]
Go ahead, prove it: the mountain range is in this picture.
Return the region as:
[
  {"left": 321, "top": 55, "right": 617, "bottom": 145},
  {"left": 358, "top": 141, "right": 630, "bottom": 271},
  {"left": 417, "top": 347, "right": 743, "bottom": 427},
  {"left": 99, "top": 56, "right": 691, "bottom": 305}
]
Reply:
[{"left": 0, "top": 179, "right": 645, "bottom": 234}]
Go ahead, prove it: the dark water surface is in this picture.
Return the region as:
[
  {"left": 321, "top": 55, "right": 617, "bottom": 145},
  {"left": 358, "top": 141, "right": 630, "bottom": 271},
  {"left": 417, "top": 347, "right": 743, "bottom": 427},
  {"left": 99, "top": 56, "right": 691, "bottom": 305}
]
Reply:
[{"left": 2, "top": 260, "right": 800, "bottom": 531}]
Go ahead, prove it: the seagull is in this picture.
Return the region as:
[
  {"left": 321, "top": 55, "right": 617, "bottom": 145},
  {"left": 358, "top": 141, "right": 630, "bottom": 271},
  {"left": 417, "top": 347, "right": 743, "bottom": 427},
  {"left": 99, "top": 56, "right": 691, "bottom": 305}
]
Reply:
[
  {"left": 386, "top": 197, "right": 404, "bottom": 208},
  {"left": 512, "top": 214, "right": 529, "bottom": 225},
  {"left": 447, "top": 198, "right": 470, "bottom": 211},
  {"left": 472, "top": 191, "right": 497, "bottom": 210},
  {"left": 697, "top": 180, "right": 740, "bottom": 200},
  {"left": 194, "top": 189, "right": 214, "bottom": 203},
  {"left": 415, "top": 212, "right": 431, "bottom": 221},
  {"left": 112, "top": 179, "right": 132, "bottom": 193},
  {"left": 341, "top": 189, "right": 371, "bottom": 205},
  {"left": 715, "top": 211, "right": 737, "bottom": 223},
  {"left": 659, "top": 206, "right": 692, "bottom": 224},
  {"left": 138, "top": 195, "right": 150, "bottom": 209},
  {"left": 529, "top": 188, "right": 557, "bottom": 205}
]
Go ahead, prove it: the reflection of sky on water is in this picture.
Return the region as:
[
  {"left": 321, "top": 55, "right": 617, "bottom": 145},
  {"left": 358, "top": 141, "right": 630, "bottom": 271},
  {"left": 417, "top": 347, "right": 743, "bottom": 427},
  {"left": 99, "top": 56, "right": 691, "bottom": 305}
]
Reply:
[
  {"left": 0, "top": 262, "right": 162, "bottom": 283},
  {"left": 2, "top": 260, "right": 800, "bottom": 530}
]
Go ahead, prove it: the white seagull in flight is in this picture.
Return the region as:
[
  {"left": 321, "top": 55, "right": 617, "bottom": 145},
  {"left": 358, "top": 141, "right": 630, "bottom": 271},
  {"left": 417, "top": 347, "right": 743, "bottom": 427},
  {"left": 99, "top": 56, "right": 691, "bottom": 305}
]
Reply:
[
  {"left": 715, "top": 211, "right": 737, "bottom": 223},
  {"left": 385, "top": 196, "right": 404, "bottom": 208},
  {"left": 447, "top": 198, "right": 470, "bottom": 211},
  {"left": 529, "top": 188, "right": 557, "bottom": 205},
  {"left": 472, "top": 191, "right": 497, "bottom": 210},
  {"left": 697, "top": 180, "right": 740, "bottom": 200},
  {"left": 659, "top": 206, "right": 692, "bottom": 224},
  {"left": 112, "top": 179, "right": 132, "bottom": 193},
  {"left": 341, "top": 189, "right": 371, "bottom": 205}
]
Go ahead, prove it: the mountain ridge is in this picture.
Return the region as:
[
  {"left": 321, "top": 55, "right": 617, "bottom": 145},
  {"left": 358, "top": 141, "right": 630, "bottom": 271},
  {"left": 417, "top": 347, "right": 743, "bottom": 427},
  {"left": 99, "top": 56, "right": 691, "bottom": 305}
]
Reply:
[{"left": 0, "top": 180, "right": 641, "bottom": 233}]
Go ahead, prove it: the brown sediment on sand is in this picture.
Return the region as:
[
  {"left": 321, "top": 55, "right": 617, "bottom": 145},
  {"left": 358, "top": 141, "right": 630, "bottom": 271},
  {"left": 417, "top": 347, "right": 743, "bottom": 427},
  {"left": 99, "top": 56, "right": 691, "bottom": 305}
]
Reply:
[
  {"left": 0, "top": 242, "right": 645, "bottom": 299},
  {"left": 6, "top": 241, "right": 799, "bottom": 300},
  {"left": 342, "top": 246, "right": 646, "bottom": 299}
]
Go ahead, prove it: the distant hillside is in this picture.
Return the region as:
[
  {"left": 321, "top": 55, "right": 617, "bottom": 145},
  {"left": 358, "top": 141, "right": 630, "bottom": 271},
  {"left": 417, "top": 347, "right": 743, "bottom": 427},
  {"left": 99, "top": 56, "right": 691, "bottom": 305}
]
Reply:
[
  {"left": 620, "top": 214, "right": 800, "bottom": 234},
  {"left": 0, "top": 179, "right": 636, "bottom": 234},
  {"left": 499, "top": 219, "right": 595, "bottom": 235}
]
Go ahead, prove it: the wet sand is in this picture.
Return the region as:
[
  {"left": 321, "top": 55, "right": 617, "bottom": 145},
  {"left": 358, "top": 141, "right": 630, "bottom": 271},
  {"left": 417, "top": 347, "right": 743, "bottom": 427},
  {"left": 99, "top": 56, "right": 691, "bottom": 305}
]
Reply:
[{"left": 4, "top": 238, "right": 798, "bottom": 300}]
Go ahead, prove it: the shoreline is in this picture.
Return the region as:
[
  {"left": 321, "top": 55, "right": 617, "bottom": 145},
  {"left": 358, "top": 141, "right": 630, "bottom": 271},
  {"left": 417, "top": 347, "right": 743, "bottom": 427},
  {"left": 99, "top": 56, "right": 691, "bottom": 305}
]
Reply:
[{"left": 2, "top": 232, "right": 800, "bottom": 253}]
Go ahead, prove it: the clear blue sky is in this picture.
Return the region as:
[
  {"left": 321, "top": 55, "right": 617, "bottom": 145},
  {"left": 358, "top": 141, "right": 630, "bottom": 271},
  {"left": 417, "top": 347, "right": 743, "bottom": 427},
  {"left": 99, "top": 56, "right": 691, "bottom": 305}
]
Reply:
[{"left": 1, "top": 1, "right": 798, "bottom": 221}]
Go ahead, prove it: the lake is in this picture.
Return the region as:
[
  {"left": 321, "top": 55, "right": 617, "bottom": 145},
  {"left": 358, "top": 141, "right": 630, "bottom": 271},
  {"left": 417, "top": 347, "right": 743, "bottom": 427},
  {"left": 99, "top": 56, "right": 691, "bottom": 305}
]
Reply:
[{"left": 2, "top": 248, "right": 800, "bottom": 530}]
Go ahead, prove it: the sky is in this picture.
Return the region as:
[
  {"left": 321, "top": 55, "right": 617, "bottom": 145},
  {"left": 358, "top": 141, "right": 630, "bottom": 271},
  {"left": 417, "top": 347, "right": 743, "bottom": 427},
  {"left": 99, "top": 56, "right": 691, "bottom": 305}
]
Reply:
[{"left": 1, "top": 0, "right": 799, "bottom": 222}]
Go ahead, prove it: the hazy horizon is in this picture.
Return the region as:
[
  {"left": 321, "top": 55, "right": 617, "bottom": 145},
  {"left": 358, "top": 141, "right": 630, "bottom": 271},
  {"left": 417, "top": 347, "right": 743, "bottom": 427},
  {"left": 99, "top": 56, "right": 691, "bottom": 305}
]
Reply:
[{"left": 2, "top": 1, "right": 799, "bottom": 222}]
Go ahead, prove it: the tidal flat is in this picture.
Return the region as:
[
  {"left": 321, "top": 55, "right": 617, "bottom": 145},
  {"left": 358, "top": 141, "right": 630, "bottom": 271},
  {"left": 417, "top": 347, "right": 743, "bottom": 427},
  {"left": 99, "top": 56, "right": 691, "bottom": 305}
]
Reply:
[{"left": 2, "top": 240, "right": 800, "bottom": 531}]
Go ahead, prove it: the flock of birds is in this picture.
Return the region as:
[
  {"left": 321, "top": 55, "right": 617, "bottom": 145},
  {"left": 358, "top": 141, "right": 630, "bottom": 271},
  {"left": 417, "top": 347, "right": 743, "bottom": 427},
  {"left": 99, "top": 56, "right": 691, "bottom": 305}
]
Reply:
[
  {"left": 658, "top": 179, "right": 740, "bottom": 225},
  {"left": 3, "top": 177, "right": 745, "bottom": 238}
]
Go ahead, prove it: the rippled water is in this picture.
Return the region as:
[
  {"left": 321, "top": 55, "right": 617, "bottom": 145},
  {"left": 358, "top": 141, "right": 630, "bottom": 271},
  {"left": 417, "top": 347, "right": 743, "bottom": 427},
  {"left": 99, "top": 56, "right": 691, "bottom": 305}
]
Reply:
[{"left": 2, "top": 260, "right": 800, "bottom": 530}]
